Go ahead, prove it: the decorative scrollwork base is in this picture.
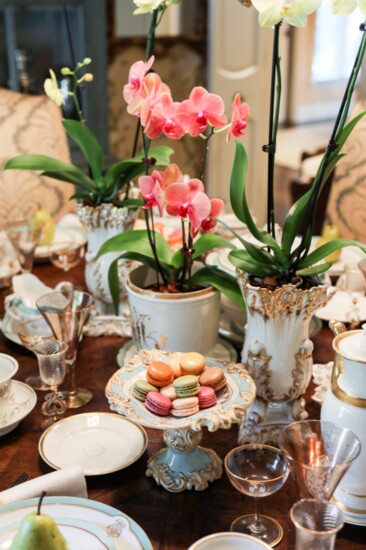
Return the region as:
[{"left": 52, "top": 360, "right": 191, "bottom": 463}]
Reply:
[{"left": 146, "top": 428, "right": 222, "bottom": 492}]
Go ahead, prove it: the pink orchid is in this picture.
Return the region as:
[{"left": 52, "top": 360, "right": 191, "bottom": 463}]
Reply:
[
  {"left": 175, "top": 87, "right": 227, "bottom": 137},
  {"left": 227, "top": 94, "right": 250, "bottom": 141},
  {"left": 160, "top": 163, "right": 183, "bottom": 190},
  {"left": 123, "top": 56, "right": 154, "bottom": 105},
  {"left": 165, "top": 178, "right": 211, "bottom": 237},
  {"left": 138, "top": 169, "right": 163, "bottom": 216},
  {"left": 132, "top": 73, "right": 171, "bottom": 124},
  {"left": 145, "top": 93, "right": 185, "bottom": 140},
  {"left": 201, "top": 198, "right": 224, "bottom": 232}
]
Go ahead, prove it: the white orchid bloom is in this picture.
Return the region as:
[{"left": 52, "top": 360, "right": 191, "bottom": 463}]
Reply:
[
  {"left": 251, "top": 0, "right": 323, "bottom": 27},
  {"left": 332, "top": 0, "right": 366, "bottom": 14},
  {"left": 133, "top": 0, "right": 167, "bottom": 14},
  {"left": 44, "top": 69, "right": 64, "bottom": 107}
]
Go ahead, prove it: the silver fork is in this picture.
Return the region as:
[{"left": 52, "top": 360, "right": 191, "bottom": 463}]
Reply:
[{"left": 9, "top": 472, "right": 30, "bottom": 488}]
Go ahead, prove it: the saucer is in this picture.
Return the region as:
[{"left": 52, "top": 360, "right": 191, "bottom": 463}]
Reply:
[
  {"left": 117, "top": 337, "right": 238, "bottom": 368},
  {"left": 316, "top": 287, "right": 366, "bottom": 322},
  {"left": 0, "top": 381, "right": 37, "bottom": 436},
  {"left": 39, "top": 412, "right": 148, "bottom": 476}
]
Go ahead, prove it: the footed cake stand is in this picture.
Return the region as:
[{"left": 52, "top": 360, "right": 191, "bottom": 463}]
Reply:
[{"left": 105, "top": 349, "right": 256, "bottom": 493}]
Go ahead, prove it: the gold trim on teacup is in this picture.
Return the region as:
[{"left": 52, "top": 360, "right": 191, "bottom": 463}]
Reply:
[
  {"left": 330, "top": 351, "right": 366, "bottom": 408},
  {"left": 332, "top": 497, "right": 366, "bottom": 515}
]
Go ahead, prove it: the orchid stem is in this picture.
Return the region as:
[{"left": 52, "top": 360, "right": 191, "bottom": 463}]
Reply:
[{"left": 199, "top": 128, "right": 214, "bottom": 181}]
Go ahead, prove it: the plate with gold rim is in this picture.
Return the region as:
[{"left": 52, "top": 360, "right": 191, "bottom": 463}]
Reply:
[
  {"left": 0, "top": 496, "right": 152, "bottom": 550},
  {"left": 39, "top": 412, "right": 148, "bottom": 476}
]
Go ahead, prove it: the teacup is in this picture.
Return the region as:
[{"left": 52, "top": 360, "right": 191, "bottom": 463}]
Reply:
[
  {"left": 188, "top": 532, "right": 272, "bottom": 550},
  {"left": 0, "top": 354, "right": 18, "bottom": 411}
]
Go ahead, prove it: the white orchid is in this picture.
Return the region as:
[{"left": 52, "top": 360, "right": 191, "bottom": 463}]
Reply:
[
  {"left": 44, "top": 69, "right": 64, "bottom": 107},
  {"left": 133, "top": 0, "right": 179, "bottom": 15},
  {"left": 332, "top": 0, "right": 366, "bottom": 14},
  {"left": 251, "top": 0, "right": 323, "bottom": 27}
]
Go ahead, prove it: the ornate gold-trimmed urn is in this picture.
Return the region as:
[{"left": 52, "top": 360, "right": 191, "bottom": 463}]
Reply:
[{"left": 237, "top": 270, "right": 327, "bottom": 444}]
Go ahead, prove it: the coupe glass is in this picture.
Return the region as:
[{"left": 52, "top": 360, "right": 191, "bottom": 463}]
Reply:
[
  {"left": 36, "top": 289, "right": 94, "bottom": 409},
  {"left": 17, "top": 316, "right": 54, "bottom": 390},
  {"left": 278, "top": 420, "right": 361, "bottom": 501},
  {"left": 4, "top": 217, "right": 44, "bottom": 273},
  {"left": 49, "top": 241, "right": 86, "bottom": 272},
  {"left": 224, "top": 444, "right": 289, "bottom": 547},
  {"left": 32, "top": 339, "right": 68, "bottom": 430}
]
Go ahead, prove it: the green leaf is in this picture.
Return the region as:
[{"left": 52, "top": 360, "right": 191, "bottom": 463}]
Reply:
[
  {"left": 335, "top": 110, "right": 366, "bottom": 149},
  {"left": 108, "top": 258, "right": 120, "bottom": 315},
  {"left": 63, "top": 119, "right": 104, "bottom": 182},
  {"left": 296, "top": 263, "right": 332, "bottom": 277},
  {"left": 4, "top": 154, "right": 95, "bottom": 187},
  {"left": 105, "top": 146, "right": 174, "bottom": 186},
  {"left": 191, "top": 266, "right": 245, "bottom": 311},
  {"left": 298, "top": 239, "right": 366, "bottom": 268},
  {"left": 239, "top": 238, "right": 281, "bottom": 267},
  {"left": 229, "top": 249, "right": 276, "bottom": 276}
]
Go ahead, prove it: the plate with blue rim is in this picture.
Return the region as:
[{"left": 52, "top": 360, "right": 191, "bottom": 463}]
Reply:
[{"left": 0, "top": 496, "right": 152, "bottom": 550}]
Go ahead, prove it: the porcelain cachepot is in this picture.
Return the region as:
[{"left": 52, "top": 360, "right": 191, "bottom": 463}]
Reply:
[
  {"left": 126, "top": 265, "right": 221, "bottom": 355},
  {"left": 321, "top": 321, "right": 366, "bottom": 524}
]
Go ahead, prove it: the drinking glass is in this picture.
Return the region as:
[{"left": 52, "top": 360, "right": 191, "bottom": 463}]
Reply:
[
  {"left": 49, "top": 241, "right": 86, "bottom": 272},
  {"left": 32, "top": 339, "right": 68, "bottom": 430},
  {"left": 278, "top": 420, "right": 361, "bottom": 501},
  {"left": 224, "top": 444, "right": 289, "bottom": 547},
  {"left": 4, "top": 217, "right": 44, "bottom": 273},
  {"left": 36, "top": 289, "right": 94, "bottom": 409},
  {"left": 17, "top": 316, "right": 54, "bottom": 390},
  {"left": 290, "top": 498, "right": 344, "bottom": 550}
]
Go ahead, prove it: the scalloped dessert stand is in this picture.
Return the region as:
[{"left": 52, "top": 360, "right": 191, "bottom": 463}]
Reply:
[{"left": 105, "top": 349, "right": 256, "bottom": 493}]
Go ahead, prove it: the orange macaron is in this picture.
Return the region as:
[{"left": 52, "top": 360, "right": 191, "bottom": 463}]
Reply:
[
  {"left": 199, "top": 366, "right": 226, "bottom": 392},
  {"left": 146, "top": 361, "right": 174, "bottom": 387},
  {"left": 179, "top": 352, "right": 206, "bottom": 376}
]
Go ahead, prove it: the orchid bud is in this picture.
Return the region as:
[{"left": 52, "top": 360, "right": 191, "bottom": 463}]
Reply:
[{"left": 61, "top": 67, "right": 72, "bottom": 76}]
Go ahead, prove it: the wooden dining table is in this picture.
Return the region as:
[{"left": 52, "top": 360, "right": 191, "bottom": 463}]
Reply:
[{"left": 0, "top": 261, "right": 365, "bottom": 550}]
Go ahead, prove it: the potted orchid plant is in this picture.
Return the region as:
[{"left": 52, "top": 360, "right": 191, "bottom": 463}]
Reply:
[{"left": 225, "top": 0, "right": 366, "bottom": 444}]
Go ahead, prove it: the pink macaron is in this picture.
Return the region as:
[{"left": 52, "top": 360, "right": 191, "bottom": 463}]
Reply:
[
  {"left": 145, "top": 391, "right": 172, "bottom": 416},
  {"left": 198, "top": 386, "right": 217, "bottom": 409}
]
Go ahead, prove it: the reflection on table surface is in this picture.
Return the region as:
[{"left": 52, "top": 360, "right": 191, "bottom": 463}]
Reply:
[{"left": 0, "top": 261, "right": 365, "bottom": 550}]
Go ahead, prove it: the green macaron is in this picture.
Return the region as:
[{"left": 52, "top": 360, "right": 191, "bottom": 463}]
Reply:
[
  {"left": 131, "top": 379, "right": 158, "bottom": 401},
  {"left": 173, "top": 375, "right": 200, "bottom": 398}
]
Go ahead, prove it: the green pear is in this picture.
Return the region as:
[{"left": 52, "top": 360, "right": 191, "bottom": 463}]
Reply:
[{"left": 10, "top": 494, "right": 68, "bottom": 550}]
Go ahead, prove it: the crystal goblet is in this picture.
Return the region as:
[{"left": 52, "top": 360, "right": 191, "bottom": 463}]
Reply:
[
  {"left": 17, "top": 316, "right": 54, "bottom": 390},
  {"left": 36, "top": 289, "right": 94, "bottom": 409},
  {"left": 49, "top": 241, "right": 86, "bottom": 272},
  {"left": 4, "top": 217, "right": 44, "bottom": 273},
  {"left": 32, "top": 339, "right": 68, "bottom": 430},
  {"left": 224, "top": 444, "right": 289, "bottom": 547},
  {"left": 278, "top": 420, "right": 361, "bottom": 501}
]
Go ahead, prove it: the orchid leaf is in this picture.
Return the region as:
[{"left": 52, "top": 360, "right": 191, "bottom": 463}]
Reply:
[
  {"left": 191, "top": 266, "right": 245, "bottom": 311},
  {"left": 298, "top": 239, "right": 366, "bottom": 268},
  {"left": 335, "top": 110, "right": 366, "bottom": 148},
  {"left": 296, "top": 263, "right": 332, "bottom": 277},
  {"left": 170, "top": 233, "right": 236, "bottom": 270},
  {"left": 105, "top": 146, "right": 174, "bottom": 185},
  {"left": 239, "top": 238, "right": 283, "bottom": 267},
  {"left": 97, "top": 229, "right": 173, "bottom": 265},
  {"left": 229, "top": 249, "right": 276, "bottom": 276},
  {"left": 63, "top": 119, "right": 104, "bottom": 181},
  {"left": 108, "top": 258, "right": 120, "bottom": 314}
]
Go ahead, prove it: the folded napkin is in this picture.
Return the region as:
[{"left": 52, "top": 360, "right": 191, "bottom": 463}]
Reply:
[
  {"left": 0, "top": 465, "right": 87, "bottom": 506},
  {"left": 12, "top": 273, "right": 52, "bottom": 310}
]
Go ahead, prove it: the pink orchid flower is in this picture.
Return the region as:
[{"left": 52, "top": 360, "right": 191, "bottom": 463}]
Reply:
[
  {"left": 145, "top": 93, "right": 185, "bottom": 140},
  {"left": 123, "top": 56, "right": 154, "bottom": 105},
  {"left": 201, "top": 198, "right": 224, "bottom": 232},
  {"left": 161, "top": 163, "right": 184, "bottom": 190},
  {"left": 138, "top": 170, "right": 163, "bottom": 216},
  {"left": 165, "top": 178, "right": 211, "bottom": 237},
  {"left": 227, "top": 93, "right": 250, "bottom": 141},
  {"left": 176, "top": 86, "right": 227, "bottom": 137},
  {"left": 130, "top": 73, "right": 171, "bottom": 124}
]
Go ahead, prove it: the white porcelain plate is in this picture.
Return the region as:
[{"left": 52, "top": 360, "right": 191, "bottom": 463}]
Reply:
[
  {"left": 0, "top": 380, "right": 37, "bottom": 436},
  {"left": 316, "top": 287, "right": 366, "bottom": 322},
  {"left": 35, "top": 225, "right": 86, "bottom": 260},
  {"left": 188, "top": 532, "right": 272, "bottom": 549},
  {"left": 39, "top": 412, "right": 148, "bottom": 476},
  {"left": 0, "top": 496, "right": 152, "bottom": 550}
]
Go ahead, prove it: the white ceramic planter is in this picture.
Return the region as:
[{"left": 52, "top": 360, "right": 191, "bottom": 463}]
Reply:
[
  {"left": 236, "top": 270, "right": 327, "bottom": 445},
  {"left": 127, "top": 266, "right": 221, "bottom": 355},
  {"left": 76, "top": 203, "right": 137, "bottom": 315}
]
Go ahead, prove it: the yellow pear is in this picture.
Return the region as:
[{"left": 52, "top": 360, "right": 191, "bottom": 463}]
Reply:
[
  {"left": 316, "top": 224, "right": 341, "bottom": 263},
  {"left": 33, "top": 207, "right": 55, "bottom": 246}
]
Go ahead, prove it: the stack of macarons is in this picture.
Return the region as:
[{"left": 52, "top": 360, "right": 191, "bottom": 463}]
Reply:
[{"left": 130, "top": 352, "right": 227, "bottom": 417}]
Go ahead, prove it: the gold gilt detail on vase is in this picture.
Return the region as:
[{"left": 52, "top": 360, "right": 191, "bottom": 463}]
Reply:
[
  {"left": 76, "top": 203, "right": 136, "bottom": 230},
  {"left": 246, "top": 345, "right": 274, "bottom": 402},
  {"left": 131, "top": 307, "right": 168, "bottom": 350},
  {"left": 286, "top": 340, "right": 314, "bottom": 401}
]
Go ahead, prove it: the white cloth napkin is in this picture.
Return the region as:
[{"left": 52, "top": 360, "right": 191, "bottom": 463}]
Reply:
[{"left": 0, "top": 465, "right": 88, "bottom": 506}]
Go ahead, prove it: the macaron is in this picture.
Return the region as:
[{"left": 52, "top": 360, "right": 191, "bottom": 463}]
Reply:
[
  {"left": 145, "top": 391, "right": 172, "bottom": 416},
  {"left": 173, "top": 375, "right": 200, "bottom": 398},
  {"left": 170, "top": 353, "right": 183, "bottom": 378},
  {"left": 199, "top": 366, "right": 226, "bottom": 392},
  {"left": 146, "top": 361, "right": 174, "bottom": 388},
  {"left": 131, "top": 379, "right": 158, "bottom": 401},
  {"left": 160, "top": 383, "right": 177, "bottom": 401},
  {"left": 198, "top": 386, "right": 217, "bottom": 409},
  {"left": 179, "top": 352, "right": 206, "bottom": 376},
  {"left": 171, "top": 396, "right": 199, "bottom": 417}
]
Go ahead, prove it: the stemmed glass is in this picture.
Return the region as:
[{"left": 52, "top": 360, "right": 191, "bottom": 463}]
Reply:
[
  {"left": 32, "top": 339, "right": 68, "bottom": 430},
  {"left": 49, "top": 241, "right": 86, "bottom": 272},
  {"left": 224, "top": 444, "right": 289, "bottom": 547},
  {"left": 278, "top": 420, "right": 361, "bottom": 501},
  {"left": 4, "top": 217, "right": 44, "bottom": 273},
  {"left": 17, "top": 316, "right": 55, "bottom": 390},
  {"left": 36, "top": 289, "right": 94, "bottom": 409}
]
